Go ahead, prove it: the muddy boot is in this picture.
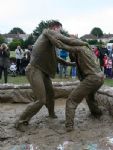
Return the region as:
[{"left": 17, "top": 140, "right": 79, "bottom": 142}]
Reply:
[
  {"left": 15, "top": 111, "right": 31, "bottom": 131},
  {"left": 15, "top": 105, "right": 34, "bottom": 131},
  {"left": 16, "top": 101, "right": 44, "bottom": 131},
  {"left": 65, "top": 99, "right": 78, "bottom": 132},
  {"left": 46, "top": 101, "right": 57, "bottom": 119},
  {"left": 15, "top": 120, "right": 29, "bottom": 132},
  {"left": 90, "top": 108, "right": 102, "bottom": 118},
  {"left": 86, "top": 99, "right": 102, "bottom": 118},
  {"left": 49, "top": 113, "right": 57, "bottom": 118},
  {"left": 65, "top": 110, "right": 74, "bottom": 132}
]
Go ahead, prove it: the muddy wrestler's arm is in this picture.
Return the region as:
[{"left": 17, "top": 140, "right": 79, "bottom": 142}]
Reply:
[
  {"left": 43, "top": 29, "right": 88, "bottom": 46},
  {"left": 57, "top": 56, "right": 76, "bottom": 66},
  {"left": 56, "top": 40, "right": 86, "bottom": 53}
]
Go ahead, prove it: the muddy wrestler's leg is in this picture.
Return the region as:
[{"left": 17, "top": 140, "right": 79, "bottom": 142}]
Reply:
[
  {"left": 86, "top": 92, "right": 102, "bottom": 118},
  {"left": 44, "top": 75, "right": 57, "bottom": 118},
  {"left": 65, "top": 75, "right": 103, "bottom": 132},
  {"left": 65, "top": 83, "right": 87, "bottom": 132},
  {"left": 16, "top": 65, "right": 46, "bottom": 128}
]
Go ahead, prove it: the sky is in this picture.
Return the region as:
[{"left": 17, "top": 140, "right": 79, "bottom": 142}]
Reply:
[{"left": 0, "top": 0, "right": 113, "bottom": 37}]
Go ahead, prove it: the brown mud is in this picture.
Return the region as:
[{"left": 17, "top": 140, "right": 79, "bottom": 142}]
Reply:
[{"left": 0, "top": 99, "right": 113, "bottom": 150}]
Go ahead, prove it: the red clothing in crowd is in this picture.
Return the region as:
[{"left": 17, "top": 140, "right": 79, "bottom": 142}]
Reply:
[{"left": 103, "top": 55, "right": 108, "bottom": 67}]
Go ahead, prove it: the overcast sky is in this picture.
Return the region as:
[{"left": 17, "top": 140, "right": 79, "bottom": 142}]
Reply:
[{"left": 0, "top": 0, "right": 113, "bottom": 37}]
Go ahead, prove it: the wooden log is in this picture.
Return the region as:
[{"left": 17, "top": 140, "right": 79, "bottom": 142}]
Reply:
[
  {"left": 0, "top": 81, "right": 78, "bottom": 103},
  {"left": 0, "top": 81, "right": 79, "bottom": 90},
  {"left": 0, "top": 81, "right": 113, "bottom": 115}
]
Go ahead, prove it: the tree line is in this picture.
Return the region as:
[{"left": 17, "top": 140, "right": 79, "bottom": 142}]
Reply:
[{"left": 0, "top": 20, "right": 113, "bottom": 51}]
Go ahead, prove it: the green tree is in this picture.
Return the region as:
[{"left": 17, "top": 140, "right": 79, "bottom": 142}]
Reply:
[
  {"left": 87, "top": 39, "right": 105, "bottom": 46},
  {"left": 33, "top": 20, "right": 48, "bottom": 39},
  {"left": 109, "top": 40, "right": 113, "bottom": 43},
  {"left": 90, "top": 27, "right": 103, "bottom": 38},
  {"left": 87, "top": 40, "right": 98, "bottom": 45},
  {"left": 0, "top": 35, "right": 5, "bottom": 44},
  {"left": 33, "top": 20, "right": 69, "bottom": 40},
  {"left": 8, "top": 39, "right": 24, "bottom": 51},
  {"left": 9, "top": 27, "right": 25, "bottom": 34},
  {"left": 98, "top": 40, "right": 104, "bottom": 46},
  {"left": 24, "top": 34, "right": 35, "bottom": 48}
]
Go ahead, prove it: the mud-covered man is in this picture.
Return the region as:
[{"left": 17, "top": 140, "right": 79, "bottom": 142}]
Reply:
[
  {"left": 15, "top": 21, "right": 88, "bottom": 130},
  {"left": 61, "top": 45, "right": 104, "bottom": 132}
]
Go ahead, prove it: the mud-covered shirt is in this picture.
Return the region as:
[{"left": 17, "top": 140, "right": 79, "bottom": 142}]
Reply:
[
  {"left": 43, "top": 29, "right": 102, "bottom": 79},
  {"left": 30, "top": 29, "right": 94, "bottom": 78},
  {"left": 72, "top": 46, "right": 102, "bottom": 80},
  {"left": 30, "top": 34, "right": 57, "bottom": 78}
]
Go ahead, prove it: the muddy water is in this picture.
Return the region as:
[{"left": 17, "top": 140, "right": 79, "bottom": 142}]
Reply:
[{"left": 0, "top": 99, "right": 113, "bottom": 150}]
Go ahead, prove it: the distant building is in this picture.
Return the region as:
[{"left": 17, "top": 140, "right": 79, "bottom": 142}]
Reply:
[
  {"left": 81, "top": 34, "right": 113, "bottom": 43},
  {"left": 70, "top": 34, "right": 78, "bottom": 38},
  {"left": 100, "top": 34, "right": 113, "bottom": 43},
  {"left": 107, "top": 43, "right": 113, "bottom": 51},
  {"left": 2, "top": 34, "right": 29, "bottom": 43},
  {"left": 81, "top": 34, "right": 97, "bottom": 41}
]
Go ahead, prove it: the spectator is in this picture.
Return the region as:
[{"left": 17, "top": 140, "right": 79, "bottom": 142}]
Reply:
[
  {"left": 59, "top": 49, "right": 69, "bottom": 78},
  {"left": 24, "top": 49, "right": 31, "bottom": 66},
  {"left": 28, "top": 45, "right": 33, "bottom": 52},
  {"left": 106, "top": 57, "right": 112, "bottom": 78},
  {"left": 55, "top": 48, "right": 61, "bottom": 74},
  {"left": 0, "top": 43, "right": 10, "bottom": 83},
  {"left": 103, "top": 54, "right": 108, "bottom": 77},
  {"left": 20, "top": 49, "right": 31, "bottom": 75},
  {"left": 15, "top": 46, "right": 24, "bottom": 74},
  {"left": 9, "top": 62, "right": 17, "bottom": 77},
  {"left": 111, "top": 45, "right": 113, "bottom": 78},
  {"left": 69, "top": 52, "right": 76, "bottom": 77},
  {"left": 93, "top": 47, "right": 100, "bottom": 58},
  {"left": 98, "top": 45, "right": 109, "bottom": 71}
]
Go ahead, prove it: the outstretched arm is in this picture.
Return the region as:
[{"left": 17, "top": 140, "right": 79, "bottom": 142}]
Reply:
[
  {"left": 54, "top": 40, "right": 86, "bottom": 53},
  {"left": 43, "top": 29, "right": 89, "bottom": 53},
  {"left": 43, "top": 29, "right": 88, "bottom": 46},
  {"left": 57, "top": 40, "right": 86, "bottom": 52},
  {"left": 57, "top": 56, "right": 76, "bottom": 66}
]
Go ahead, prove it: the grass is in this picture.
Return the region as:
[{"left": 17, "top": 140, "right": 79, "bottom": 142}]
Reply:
[
  {"left": 10, "top": 51, "right": 16, "bottom": 58},
  {"left": 0, "top": 75, "right": 113, "bottom": 87},
  {"left": 0, "top": 75, "right": 28, "bottom": 84},
  {"left": 104, "top": 78, "right": 113, "bottom": 87},
  {"left": 8, "top": 51, "right": 113, "bottom": 86}
]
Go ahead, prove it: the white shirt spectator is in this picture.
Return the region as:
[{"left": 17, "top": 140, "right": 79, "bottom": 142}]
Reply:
[
  {"left": 10, "top": 63, "right": 17, "bottom": 72},
  {"left": 15, "top": 46, "right": 24, "bottom": 59}
]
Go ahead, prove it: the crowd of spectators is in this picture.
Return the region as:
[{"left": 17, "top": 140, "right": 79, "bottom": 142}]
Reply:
[
  {"left": 0, "top": 44, "right": 32, "bottom": 83},
  {"left": 93, "top": 44, "right": 113, "bottom": 78},
  {"left": 0, "top": 42, "right": 113, "bottom": 83},
  {"left": 56, "top": 44, "right": 113, "bottom": 79}
]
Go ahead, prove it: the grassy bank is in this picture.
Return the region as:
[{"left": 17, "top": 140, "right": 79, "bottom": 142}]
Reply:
[{"left": 0, "top": 75, "right": 113, "bottom": 87}]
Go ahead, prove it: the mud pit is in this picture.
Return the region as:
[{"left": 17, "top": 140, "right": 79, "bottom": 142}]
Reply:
[{"left": 0, "top": 99, "right": 113, "bottom": 150}]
